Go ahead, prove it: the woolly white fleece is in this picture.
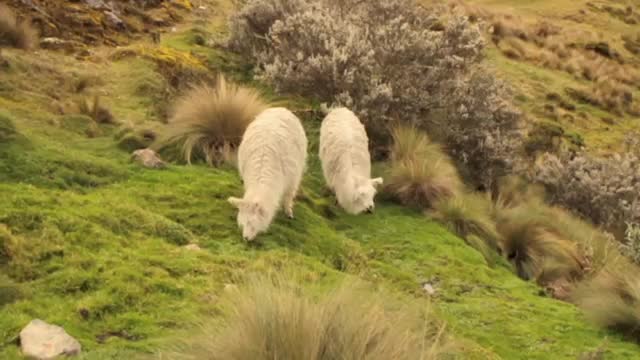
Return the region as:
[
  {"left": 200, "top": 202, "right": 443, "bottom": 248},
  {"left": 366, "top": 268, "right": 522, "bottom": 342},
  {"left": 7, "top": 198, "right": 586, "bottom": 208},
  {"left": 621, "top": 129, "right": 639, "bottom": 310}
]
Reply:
[
  {"left": 229, "top": 107, "right": 307, "bottom": 240},
  {"left": 319, "top": 107, "right": 382, "bottom": 214}
]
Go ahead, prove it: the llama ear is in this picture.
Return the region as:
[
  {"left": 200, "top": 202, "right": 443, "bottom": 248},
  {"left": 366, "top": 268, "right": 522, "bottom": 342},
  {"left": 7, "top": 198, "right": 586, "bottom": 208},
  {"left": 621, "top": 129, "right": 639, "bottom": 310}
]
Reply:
[
  {"left": 228, "top": 197, "right": 244, "bottom": 208},
  {"left": 371, "top": 177, "right": 384, "bottom": 188}
]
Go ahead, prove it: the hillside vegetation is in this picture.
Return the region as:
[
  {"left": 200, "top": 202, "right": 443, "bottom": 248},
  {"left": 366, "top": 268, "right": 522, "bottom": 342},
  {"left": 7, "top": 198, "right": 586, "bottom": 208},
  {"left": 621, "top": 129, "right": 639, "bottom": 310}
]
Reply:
[
  {"left": 1, "top": 0, "right": 640, "bottom": 359},
  {"left": 461, "top": 0, "right": 640, "bottom": 153}
]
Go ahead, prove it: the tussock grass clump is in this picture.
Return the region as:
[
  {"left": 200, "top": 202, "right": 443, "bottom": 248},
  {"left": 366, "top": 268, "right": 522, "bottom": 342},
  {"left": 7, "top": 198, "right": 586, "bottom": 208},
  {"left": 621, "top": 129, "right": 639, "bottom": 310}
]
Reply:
[
  {"left": 0, "top": 111, "right": 17, "bottom": 142},
  {"left": 573, "top": 269, "right": 640, "bottom": 341},
  {"left": 172, "top": 278, "right": 452, "bottom": 360},
  {"left": 495, "top": 203, "right": 587, "bottom": 283},
  {"left": 155, "top": 75, "right": 268, "bottom": 166},
  {"left": 0, "top": 4, "right": 38, "bottom": 50},
  {"left": 431, "top": 193, "right": 502, "bottom": 264},
  {"left": 492, "top": 175, "right": 546, "bottom": 209},
  {"left": 77, "top": 95, "right": 116, "bottom": 125},
  {"left": 384, "top": 126, "right": 462, "bottom": 209},
  {"left": 491, "top": 177, "right": 622, "bottom": 292}
]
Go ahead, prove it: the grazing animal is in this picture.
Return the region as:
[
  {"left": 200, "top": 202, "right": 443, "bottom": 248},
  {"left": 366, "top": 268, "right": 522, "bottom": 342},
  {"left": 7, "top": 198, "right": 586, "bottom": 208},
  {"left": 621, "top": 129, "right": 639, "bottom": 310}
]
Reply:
[
  {"left": 228, "top": 108, "right": 307, "bottom": 241},
  {"left": 319, "top": 107, "right": 383, "bottom": 214}
]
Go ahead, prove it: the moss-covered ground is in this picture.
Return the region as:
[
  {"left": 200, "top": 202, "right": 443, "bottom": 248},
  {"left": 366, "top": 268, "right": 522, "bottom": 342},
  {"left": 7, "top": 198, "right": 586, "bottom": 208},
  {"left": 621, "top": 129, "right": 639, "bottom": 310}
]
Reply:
[{"left": 1, "top": 1, "right": 640, "bottom": 359}]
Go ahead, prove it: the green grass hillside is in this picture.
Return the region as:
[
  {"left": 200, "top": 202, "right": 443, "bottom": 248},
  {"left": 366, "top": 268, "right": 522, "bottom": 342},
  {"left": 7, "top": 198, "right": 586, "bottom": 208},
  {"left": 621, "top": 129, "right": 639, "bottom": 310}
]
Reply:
[{"left": 1, "top": 1, "right": 640, "bottom": 359}]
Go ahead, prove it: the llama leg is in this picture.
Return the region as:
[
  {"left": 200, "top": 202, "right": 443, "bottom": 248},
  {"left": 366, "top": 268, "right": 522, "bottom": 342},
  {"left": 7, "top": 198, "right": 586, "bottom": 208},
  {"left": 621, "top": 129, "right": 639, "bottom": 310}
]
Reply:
[{"left": 283, "top": 182, "right": 300, "bottom": 219}]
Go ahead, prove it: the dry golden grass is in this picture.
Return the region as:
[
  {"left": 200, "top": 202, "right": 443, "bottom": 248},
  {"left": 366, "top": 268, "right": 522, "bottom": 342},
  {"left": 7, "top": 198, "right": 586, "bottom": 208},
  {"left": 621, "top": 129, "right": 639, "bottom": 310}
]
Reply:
[
  {"left": 384, "top": 126, "right": 463, "bottom": 209},
  {"left": 491, "top": 176, "right": 546, "bottom": 210},
  {"left": 431, "top": 192, "right": 503, "bottom": 264},
  {"left": 0, "top": 4, "right": 38, "bottom": 50},
  {"left": 495, "top": 202, "right": 587, "bottom": 283},
  {"left": 572, "top": 269, "right": 640, "bottom": 341},
  {"left": 155, "top": 75, "right": 269, "bottom": 166},
  {"left": 166, "top": 277, "right": 453, "bottom": 360},
  {"left": 77, "top": 95, "right": 116, "bottom": 125},
  {"left": 473, "top": 5, "right": 640, "bottom": 117}
]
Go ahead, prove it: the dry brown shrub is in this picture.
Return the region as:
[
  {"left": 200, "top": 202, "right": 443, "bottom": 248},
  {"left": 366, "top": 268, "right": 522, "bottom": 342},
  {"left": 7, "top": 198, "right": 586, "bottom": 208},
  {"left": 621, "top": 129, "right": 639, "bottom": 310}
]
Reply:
[{"left": 0, "top": 4, "right": 38, "bottom": 50}]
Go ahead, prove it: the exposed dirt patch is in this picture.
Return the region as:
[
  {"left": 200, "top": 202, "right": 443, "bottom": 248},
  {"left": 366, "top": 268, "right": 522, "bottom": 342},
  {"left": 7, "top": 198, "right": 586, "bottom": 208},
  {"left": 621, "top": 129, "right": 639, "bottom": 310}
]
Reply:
[{"left": 6, "top": 0, "right": 192, "bottom": 48}]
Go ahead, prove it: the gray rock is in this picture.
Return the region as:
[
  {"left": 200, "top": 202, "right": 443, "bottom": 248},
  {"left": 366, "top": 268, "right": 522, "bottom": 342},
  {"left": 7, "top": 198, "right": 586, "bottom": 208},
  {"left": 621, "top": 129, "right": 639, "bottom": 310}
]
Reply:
[
  {"left": 20, "top": 319, "right": 81, "bottom": 359},
  {"left": 132, "top": 148, "right": 166, "bottom": 169}
]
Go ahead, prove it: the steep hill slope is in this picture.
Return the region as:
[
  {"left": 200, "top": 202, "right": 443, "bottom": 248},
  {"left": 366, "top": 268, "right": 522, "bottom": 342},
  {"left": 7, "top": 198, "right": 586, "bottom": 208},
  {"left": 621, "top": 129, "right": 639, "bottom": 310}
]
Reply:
[
  {"left": 463, "top": 0, "right": 640, "bottom": 153},
  {"left": 1, "top": 1, "right": 640, "bottom": 359}
]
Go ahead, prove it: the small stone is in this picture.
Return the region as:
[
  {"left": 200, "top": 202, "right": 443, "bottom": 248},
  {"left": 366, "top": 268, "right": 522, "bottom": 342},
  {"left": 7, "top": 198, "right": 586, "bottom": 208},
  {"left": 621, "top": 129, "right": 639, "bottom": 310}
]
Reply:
[
  {"left": 184, "top": 244, "right": 201, "bottom": 251},
  {"left": 84, "top": 0, "right": 109, "bottom": 9},
  {"left": 131, "top": 148, "right": 166, "bottom": 169},
  {"left": 224, "top": 284, "right": 238, "bottom": 293},
  {"left": 104, "top": 11, "right": 125, "bottom": 30},
  {"left": 20, "top": 319, "right": 81, "bottom": 359},
  {"left": 422, "top": 283, "right": 436, "bottom": 295}
]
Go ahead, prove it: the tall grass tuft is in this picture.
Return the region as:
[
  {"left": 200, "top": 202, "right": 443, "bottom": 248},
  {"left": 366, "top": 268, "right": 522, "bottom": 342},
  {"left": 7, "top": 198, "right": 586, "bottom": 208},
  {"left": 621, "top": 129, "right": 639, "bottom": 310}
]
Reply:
[
  {"left": 384, "top": 126, "right": 463, "bottom": 209},
  {"left": 0, "top": 4, "right": 38, "bottom": 50},
  {"left": 155, "top": 75, "right": 268, "bottom": 166},
  {"left": 491, "top": 178, "right": 599, "bottom": 284},
  {"left": 572, "top": 269, "right": 640, "bottom": 341},
  {"left": 168, "top": 277, "right": 453, "bottom": 360},
  {"left": 431, "top": 192, "right": 502, "bottom": 264}
]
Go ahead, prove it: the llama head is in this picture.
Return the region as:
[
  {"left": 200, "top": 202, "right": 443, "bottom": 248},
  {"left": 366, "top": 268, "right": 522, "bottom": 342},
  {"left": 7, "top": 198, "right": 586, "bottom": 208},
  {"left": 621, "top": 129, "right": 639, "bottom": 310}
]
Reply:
[
  {"left": 228, "top": 197, "right": 270, "bottom": 241},
  {"left": 348, "top": 177, "right": 384, "bottom": 214}
]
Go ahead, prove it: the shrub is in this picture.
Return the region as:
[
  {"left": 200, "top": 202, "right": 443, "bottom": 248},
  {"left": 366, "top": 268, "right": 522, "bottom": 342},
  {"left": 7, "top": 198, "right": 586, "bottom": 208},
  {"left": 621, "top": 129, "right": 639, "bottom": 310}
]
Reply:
[
  {"left": 431, "top": 192, "right": 502, "bottom": 264},
  {"left": 0, "top": 4, "right": 38, "bottom": 50},
  {"left": 155, "top": 75, "right": 268, "bottom": 166},
  {"left": 170, "top": 277, "right": 452, "bottom": 360},
  {"left": 229, "top": 0, "right": 523, "bottom": 187},
  {"left": 620, "top": 223, "right": 640, "bottom": 265},
  {"left": 384, "top": 126, "right": 462, "bottom": 209},
  {"left": 533, "top": 151, "right": 640, "bottom": 238}
]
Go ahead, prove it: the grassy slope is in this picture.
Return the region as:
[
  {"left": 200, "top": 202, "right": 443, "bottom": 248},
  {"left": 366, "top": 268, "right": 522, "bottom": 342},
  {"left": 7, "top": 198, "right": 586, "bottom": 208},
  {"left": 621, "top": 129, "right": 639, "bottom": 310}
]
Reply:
[
  {"left": 465, "top": 0, "right": 640, "bottom": 153},
  {"left": 1, "top": 1, "right": 640, "bottom": 359}
]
